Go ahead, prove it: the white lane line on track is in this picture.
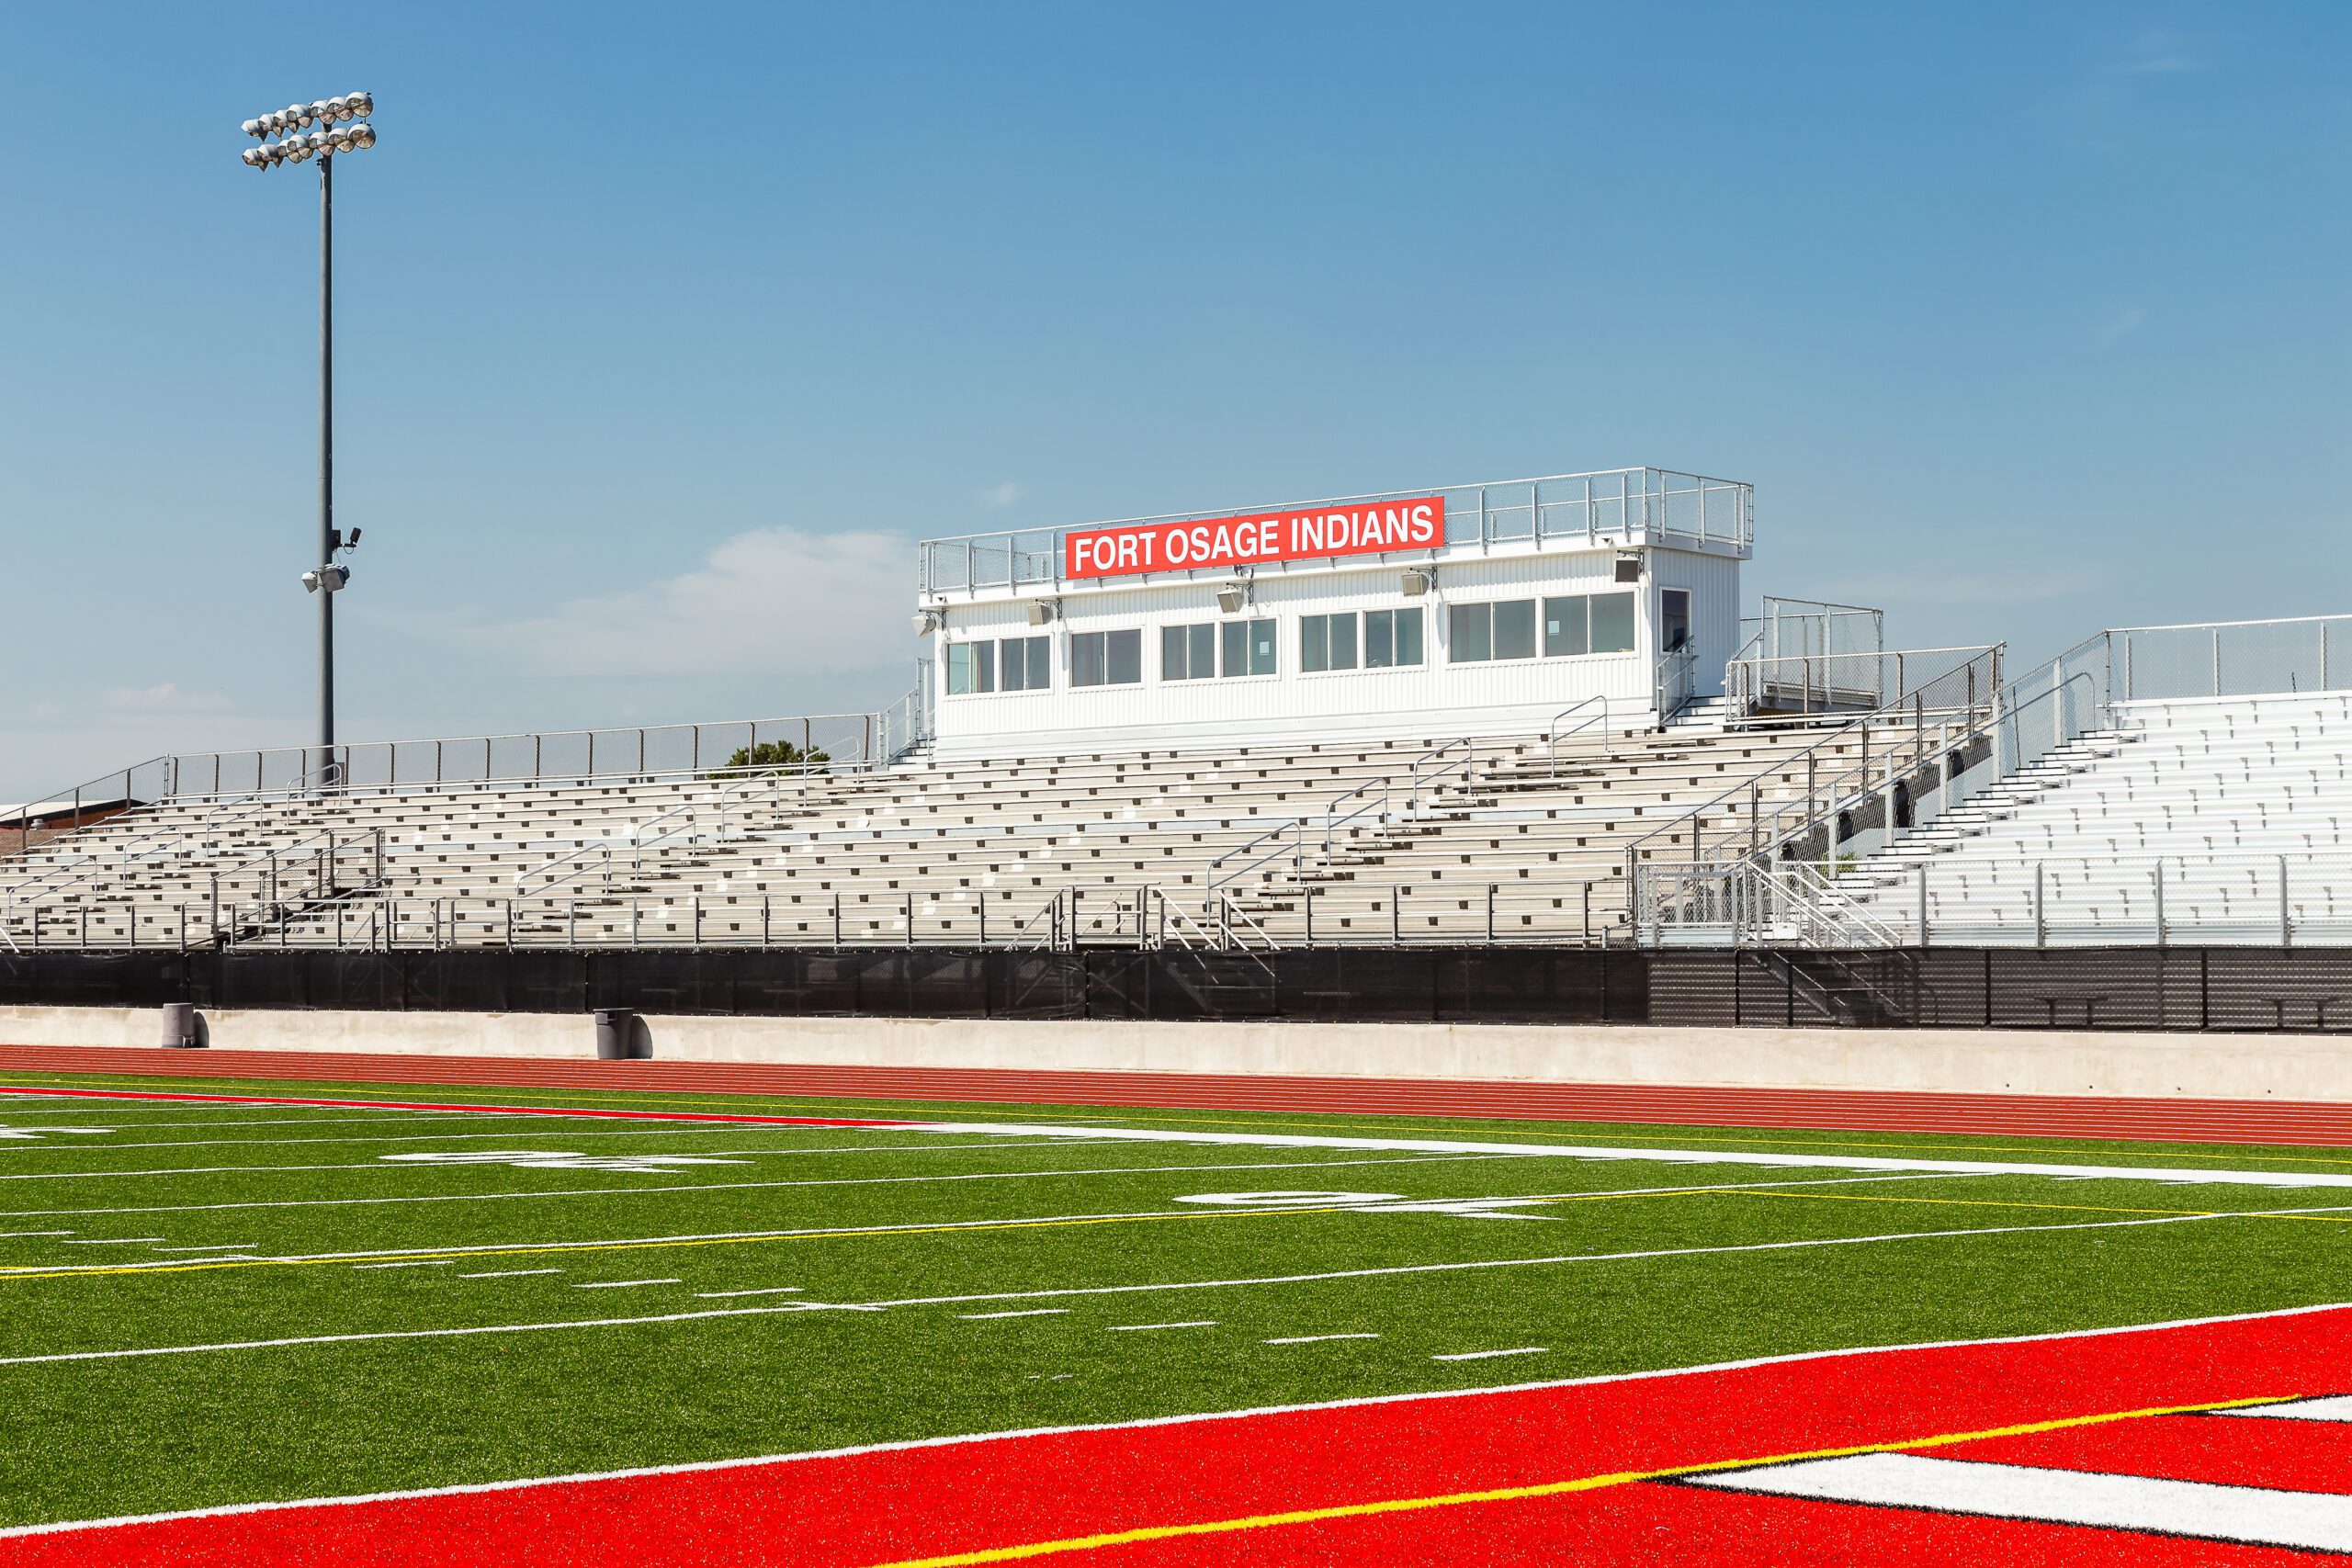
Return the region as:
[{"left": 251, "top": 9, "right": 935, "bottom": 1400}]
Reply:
[
  {"left": 6, "top": 1300, "right": 2350, "bottom": 1536},
  {"left": 2221, "top": 1393, "right": 2352, "bottom": 1424},
  {"left": 572, "top": 1279, "right": 681, "bottom": 1290},
  {"left": 892, "top": 1119, "right": 2352, "bottom": 1190},
  {"left": 960, "top": 1309, "right": 1068, "bottom": 1319},
  {"left": 1433, "top": 1347, "right": 1547, "bottom": 1362},
  {"left": 458, "top": 1269, "right": 563, "bottom": 1280},
  {"left": 1264, "top": 1334, "right": 1377, "bottom": 1344},
  {"left": 1109, "top": 1322, "right": 1217, "bottom": 1332},
  {"left": 0, "top": 1210, "right": 2276, "bottom": 1369},
  {"left": 0, "top": 1171, "right": 1979, "bottom": 1279},
  {"left": 0, "top": 1153, "right": 1518, "bottom": 1221},
  {"left": 1685, "top": 1453, "right": 2352, "bottom": 1553}
]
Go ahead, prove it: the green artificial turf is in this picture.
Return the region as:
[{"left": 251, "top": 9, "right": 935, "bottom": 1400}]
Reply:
[{"left": 0, "top": 1068, "right": 2346, "bottom": 1527}]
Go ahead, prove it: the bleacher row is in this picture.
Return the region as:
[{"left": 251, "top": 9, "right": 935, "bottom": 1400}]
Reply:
[
  {"left": 0, "top": 715, "right": 1878, "bottom": 950},
  {"left": 1829, "top": 692, "right": 2352, "bottom": 944}
]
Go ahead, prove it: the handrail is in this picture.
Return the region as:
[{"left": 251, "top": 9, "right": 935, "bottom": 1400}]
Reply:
[
  {"left": 1407, "top": 738, "right": 1475, "bottom": 813},
  {"left": 1655, "top": 642, "right": 1700, "bottom": 721},
  {"left": 0, "top": 761, "right": 343, "bottom": 908},
  {"left": 1747, "top": 670, "right": 2100, "bottom": 876},
  {"left": 1623, "top": 648, "right": 2005, "bottom": 882},
  {"left": 1546, "top": 697, "right": 1613, "bottom": 776},
  {"left": 1317, "top": 777, "right": 1391, "bottom": 856},
  {"left": 514, "top": 842, "right": 613, "bottom": 899}
]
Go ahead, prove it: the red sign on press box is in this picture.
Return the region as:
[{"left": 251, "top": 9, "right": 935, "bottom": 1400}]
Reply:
[{"left": 1062, "top": 497, "right": 1446, "bottom": 581}]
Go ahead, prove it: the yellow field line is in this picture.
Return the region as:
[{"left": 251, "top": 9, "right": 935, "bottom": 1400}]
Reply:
[
  {"left": 1726, "top": 1188, "right": 2352, "bottom": 1223},
  {"left": 860, "top": 1393, "right": 2298, "bottom": 1566},
  {"left": 0, "top": 1203, "right": 1356, "bottom": 1283}
]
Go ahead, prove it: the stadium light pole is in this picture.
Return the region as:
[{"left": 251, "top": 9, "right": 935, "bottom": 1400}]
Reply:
[{"left": 237, "top": 94, "right": 378, "bottom": 778}]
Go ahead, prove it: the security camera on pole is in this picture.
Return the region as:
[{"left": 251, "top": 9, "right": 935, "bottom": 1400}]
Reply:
[{"left": 238, "top": 93, "right": 378, "bottom": 786}]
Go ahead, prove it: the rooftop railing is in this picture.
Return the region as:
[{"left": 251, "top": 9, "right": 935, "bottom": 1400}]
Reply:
[{"left": 917, "top": 467, "right": 1754, "bottom": 594}]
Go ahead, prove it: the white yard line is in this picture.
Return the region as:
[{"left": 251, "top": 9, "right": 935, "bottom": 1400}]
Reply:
[
  {"left": 457, "top": 1269, "right": 564, "bottom": 1280},
  {"left": 960, "top": 1308, "right": 1068, "bottom": 1319},
  {"left": 1109, "top": 1321, "right": 1217, "bottom": 1332},
  {"left": 350, "top": 1260, "right": 452, "bottom": 1270},
  {"left": 0, "top": 1230, "right": 73, "bottom": 1238},
  {"left": 0, "top": 1172, "right": 2006, "bottom": 1280},
  {"left": 0, "top": 1153, "right": 1521, "bottom": 1221},
  {"left": 894, "top": 1119, "right": 2352, "bottom": 1190},
  {"left": 0, "top": 1139, "right": 1130, "bottom": 1186},
  {"left": 153, "top": 1244, "right": 256, "bottom": 1253},
  {"left": 1264, "top": 1334, "right": 1377, "bottom": 1344},
  {"left": 1433, "top": 1347, "right": 1547, "bottom": 1361},
  {"left": 0, "top": 1209, "right": 2287, "bottom": 1368},
  {"left": 572, "top": 1279, "right": 681, "bottom": 1290},
  {"left": 60, "top": 1237, "right": 164, "bottom": 1246}
]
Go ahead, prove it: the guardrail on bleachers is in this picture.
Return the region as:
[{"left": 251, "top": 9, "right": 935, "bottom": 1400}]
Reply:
[
  {"left": 917, "top": 468, "right": 1754, "bottom": 594},
  {"left": 0, "top": 875, "right": 1625, "bottom": 954},
  {"left": 1726, "top": 645, "right": 2002, "bottom": 727}
]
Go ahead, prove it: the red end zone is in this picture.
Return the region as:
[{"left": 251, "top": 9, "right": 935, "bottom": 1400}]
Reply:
[{"left": 9, "top": 1305, "right": 2349, "bottom": 1566}]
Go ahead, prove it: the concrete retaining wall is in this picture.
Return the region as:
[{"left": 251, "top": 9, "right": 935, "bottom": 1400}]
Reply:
[{"left": 1, "top": 1005, "right": 2343, "bottom": 1103}]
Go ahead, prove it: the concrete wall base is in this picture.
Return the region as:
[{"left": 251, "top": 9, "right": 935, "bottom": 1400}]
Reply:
[{"left": 0, "top": 1006, "right": 2343, "bottom": 1103}]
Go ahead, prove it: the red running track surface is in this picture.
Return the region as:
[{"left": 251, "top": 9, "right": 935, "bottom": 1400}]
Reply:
[
  {"left": 6, "top": 1305, "right": 2347, "bottom": 1566},
  {"left": 3, "top": 1042, "right": 2352, "bottom": 1145}
]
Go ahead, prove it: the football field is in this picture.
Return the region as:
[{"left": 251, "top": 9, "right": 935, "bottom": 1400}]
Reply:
[{"left": 3, "top": 1066, "right": 2351, "bottom": 1562}]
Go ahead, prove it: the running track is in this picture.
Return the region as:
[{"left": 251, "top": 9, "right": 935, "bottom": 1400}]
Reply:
[
  {"left": 7, "top": 1305, "right": 2349, "bottom": 1564},
  {"left": 3, "top": 1043, "right": 2351, "bottom": 1145}
]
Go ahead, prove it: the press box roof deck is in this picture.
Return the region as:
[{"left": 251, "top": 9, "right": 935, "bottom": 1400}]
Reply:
[{"left": 915, "top": 466, "right": 1752, "bottom": 756}]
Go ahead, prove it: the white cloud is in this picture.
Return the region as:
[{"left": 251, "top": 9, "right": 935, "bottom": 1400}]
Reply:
[
  {"left": 436, "top": 525, "right": 910, "bottom": 681},
  {"left": 2094, "top": 306, "right": 2150, "bottom": 344},
  {"left": 96, "top": 682, "right": 231, "bottom": 715},
  {"left": 978, "top": 481, "right": 1024, "bottom": 510}
]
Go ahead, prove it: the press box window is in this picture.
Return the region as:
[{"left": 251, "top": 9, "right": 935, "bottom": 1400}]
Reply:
[
  {"left": 1448, "top": 599, "right": 1535, "bottom": 662},
  {"left": 997, "top": 635, "right": 1051, "bottom": 690},
  {"left": 1364, "top": 607, "right": 1423, "bottom": 668},
  {"left": 946, "top": 637, "right": 1049, "bottom": 694},
  {"left": 1537, "top": 591, "right": 1637, "bottom": 657},
  {"left": 1300, "top": 612, "right": 1359, "bottom": 672},
  {"left": 1220, "top": 618, "right": 1277, "bottom": 676},
  {"left": 1161, "top": 623, "right": 1219, "bottom": 682},
  {"left": 1070, "top": 628, "right": 1142, "bottom": 687}
]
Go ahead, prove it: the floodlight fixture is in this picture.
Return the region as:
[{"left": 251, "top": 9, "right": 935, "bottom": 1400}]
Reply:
[
  {"left": 913, "top": 610, "right": 942, "bottom": 637},
  {"left": 1614, "top": 549, "right": 1644, "bottom": 583},
  {"left": 235, "top": 89, "right": 379, "bottom": 768},
  {"left": 1215, "top": 583, "right": 1247, "bottom": 615},
  {"left": 1025, "top": 600, "right": 1057, "bottom": 626},
  {"left": 1399, "top": 567, "right": 1433, "bottom": 598}
]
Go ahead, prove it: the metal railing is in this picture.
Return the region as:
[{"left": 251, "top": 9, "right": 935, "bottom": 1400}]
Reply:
[
  {"left": 1623, "top": 649, "right": 2007, "bottom": 881},
  {"left": 1655, "top": 642, "right": 1700, "bottom": 721},
  {"left": 1727, "top": 645, "right": 2002, "bottom": 726},
  {"left": 1630, "top": 852, "right": 2352, "bottom": 953},
  {"left": 1204, "top": 739, "right": 1480, "bottom": 906},
  {"left": 917, "top": 467, "right": 1754, "bottom": 594},
  {"left": 0, "top": 872, "right": 1645, "bottom": 953},
  {"left": 1545, "top": 697, "right": 1615, "bottom": 775}
]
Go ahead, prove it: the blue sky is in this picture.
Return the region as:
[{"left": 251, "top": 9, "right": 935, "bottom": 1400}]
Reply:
[{"left": 3, "top": 3, "right": 2347, "bottom": 798}]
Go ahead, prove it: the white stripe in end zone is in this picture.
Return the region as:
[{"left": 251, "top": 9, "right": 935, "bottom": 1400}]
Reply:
[
  {"left": 892, "top": 1121, "right": 2352, "bottom": 1190},
  {"left": 2221, "top": 1393, "right": 2352, "bottom": 1424},
  {"left": 1688, "top": 1453, "right": 2352, "bottom": 1551},
  {"left": 5, "top": 1300, "right": 2350, "bottom": 1542}
]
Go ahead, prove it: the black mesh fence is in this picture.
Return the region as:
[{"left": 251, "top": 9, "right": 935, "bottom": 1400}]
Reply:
[{"left": 9, "top": 946, "right": 2351, "bottom": 1032}]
